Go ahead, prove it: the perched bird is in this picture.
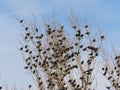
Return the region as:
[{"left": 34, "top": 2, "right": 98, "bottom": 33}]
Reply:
[
  {"left": 102, "top": 68, "right": 104, "bottom": 70},
  {"left": 26, "top": 33, "right": 30, "bottom": 36},
  {"left": 61, "top": 26, "right": 64, "bottom": 29},
  {"left": 81, "top": 61, "right": 84, "bottom": 64},
  {"left": 101, "top": 35, "right": 105, "bottom": 39},
  {"left": 35, "top": 28, "right": 38, "bottom": 32},
  {"left": 20, "top": 47, "right": 23, "bottom": 50},
  {"left": 20, "top": 20, "right": 23, "bottom": 23},
  {"left": 80, "top": 45, "right": 83, "bottom": 48},
  {"left": 84, "top": 25, "right": 88, "bottom": 28},
  {"left": 93, "top": 39, "right": 96, "bottom": 42},
  {"left": 87, "top": 46, "right": 98, "bottom": 51},
  {"left": 25, "top": 45, "right": 27, "bottom": 48},
  {"left": 0, "top": 86, "right": 2, "bottom": 89},
  {"left": 106, "top": 86, "right": 110, "bottom": 89},
  {"left": 25, "top": 27, "right": 28, "bottom": 30},
  {"left": 24, "top": 36, "right": 27, "bottom": 39},
  {"left": 75, "top": 43, "right": 78, "bottom": 46},
  {"left": 85, "top": 32, "right": 90, "bottom": 35},
  {"left": 72, "top": 25, "right": 77, "bottom": 29},
  {"left": 29, "top": 85, "right": 32, "bottom": 88},
  {"left": 80, "top": 34, "right": 84, "bottom": 37},
  {"left": 24, "top": 66, "right": 28, "bottom": 69}
]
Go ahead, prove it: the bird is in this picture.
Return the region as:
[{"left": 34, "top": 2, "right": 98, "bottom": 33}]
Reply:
[
  {"left": 72, "top": 25, "right": 77, "bottom": 29},
  {"left": 84, "top": 25, "right": 88, "bottom": 28},
  {"left": 26, "top": 33, "right": 30, "bottom": 36},
  {"left": 85, "top": 32, "right": 90, "bottom": 35},
  {"left": 20, "top": 47, "right": 23, "bottom": 50},
  {"left": 93, "top": 39, "right": 96, "bottom": 42},
  {"left": 81, "top": 61, "right": 84, "bottom": 64},
  {"left": 20, "top": 20, "right": 23, "bottom": 23},
  {"left": 24, "top": 66, "right": 28, "bottom": 69},
  {"left": 0, "top": 86, "right": 2, "bottom": 89},
  {"left": 25, "top": 27, "right": 28, "bottom": 30},
  {"left": 29, "top": 85, "right": 32, "bottom": 88},
  {"left": 106, "top": 86, "right": 110, "bottom": 89},
  {"left": 101, "top": 35, "right": 105, "bottom": 39},
  {"left": 35, "top": 28, "right": 38, "bottom": 32}
]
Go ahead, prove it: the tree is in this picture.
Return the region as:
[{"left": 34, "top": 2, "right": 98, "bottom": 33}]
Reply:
[
  {"left": 102, "top": 48, "right": 120, "bottom": 90},
  {"left": 19, "top": 14, "right": 105, "bottom": 90}
]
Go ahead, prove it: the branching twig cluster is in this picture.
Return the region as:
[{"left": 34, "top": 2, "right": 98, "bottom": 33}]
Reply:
[
  {"left": 18, "top": 15, "right": 105, "bottom": 90},
  {"left": 102, "top": 50, "right": 120, "bottom": 90}
]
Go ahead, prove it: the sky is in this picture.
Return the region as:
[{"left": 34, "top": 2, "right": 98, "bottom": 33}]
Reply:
[{"left": 0, "top": 0, "right": 120, "bottom": 90}]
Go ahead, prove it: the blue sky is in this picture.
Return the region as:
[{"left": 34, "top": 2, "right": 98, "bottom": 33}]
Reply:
[{"left": 0, "top": 0, "right": 120, "bottom": 89}]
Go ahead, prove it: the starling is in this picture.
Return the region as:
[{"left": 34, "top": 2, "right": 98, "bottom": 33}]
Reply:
[
  {"left": 0, "top": 86, "right": 2, "bottom": 89},
  {"left": 25, "top": 49, "right": 29, "bottom": 52},
  {"left": 62, "top": 37, "right": 66, "bottom": 40},
  {"left": 25, "top": 27, "right": 28, "bottom": 30},
  {"left": 24, "top": 36, "right": 27, "bottom": 39},
  {"left": 35, "top": 28, "right": 38, "bottom": 32},
  {"left": 20, "top": 47, "right": 23, "bottom": 50},
  {"left": 25, "top": 45, "right": 27, "bottom": 48},
  {"left": 103, "top": 71, "right": 107, "bottom": 76},
  {"left": 83, "top": 48, "right": 86, "bottom": 51},
  {"left": 72, "top": 58, "right": 75, "bottom": 61},
  {"left": 47, "top": 25, "right": 50, "bottom": 28},
  {"left": 68, "top": 79, "right": 72, "bottom": 82},
  {"left": 115, "top": 56, "right": 118, "bottom": 60},
  {"left": 75, "top": 34, "right": 80, "bottom": 37},
  {"left": 93, "top": 39, "right": 96, "bottom": 42},
  {"left": 95, "top": 53, "right": 98, "bottom": 56},
  {"left": 108, "top": 76, "right": 112, "bottom": 80},
  {"left": 80, "top": 34, "right": 84, "bottom": 37},
  {"left": 29, "top": 85, "right": 32, "bottom": 88},
  {"left": 40, "top": 34, "right": 43, "bottom": 38},
  {"left": 72, "top": 25, "right": 77, "bottom": 29},
  {"left": 102, "top": 68, "right": 104, "bottom": 70},
  {"left": 89, "top": 53, "right": 93, "bottom": 56},
  {"left": 75, "top": 43, "right": 78, "bottom": 46},
  {"left": 101, "top": 35, "right": 104, "bottom": 39},
  {"left": 68, "top": 64, "right": 71, "bottom": 67},
  {"left": 77, "top": 84, "right": 80, "bottom": 88},
  {"left": 87, "top": 46, "right": 98, "bottom": 51},
  {"left": 32, "top": 56, "right": 35, "bottom": 59},
  {"left": 77, "top": 30, "right": 81, "bottom": 34},
  {"left": 73, "top": 65, "right": 78, "bottom": 68},
  {"left": 81, "top": 61, "right": 84, "bottom": 64},
  {"left": 84, "top": 25, "right": 88, "bottom": 28},
  {"left": 85, "top": 32, "right": 90, "bottom": 35},
  {"left": 20, "top": 20, "right": 23, "bottom": 23},
  {"left": 27, "top": 62, "right": 30, "bottom": 65},
  {"left": 33, "top": 70, "right": 35, "bottom": 74},
  {"left": 80, "top": 45, "right": 83, "bottom": 48},
  {"left": 60, "top": 67, "right": 62, "bottom": 70},
  {"left": 106, "top": 87, "right": 110, "bottom": 89},
  {"left": 61, "top": 26, "right": 64, "bottom": 29},
  {"left": 35, "top": 59, "right": 38, "bottom": 62},
  {"left": 24, "top": 66, "right": 28, "bottom": 69},
  {"left": 26, "top": 33, "right": 30, "bottom": 36}
]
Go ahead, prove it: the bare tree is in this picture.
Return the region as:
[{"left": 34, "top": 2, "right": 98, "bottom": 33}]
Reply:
[
  {"left": 102, "top": 48, "right": 120, "bottom": 90},
  {"left": 19, "top": 14, "right": 104, "bottom": 90}
]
